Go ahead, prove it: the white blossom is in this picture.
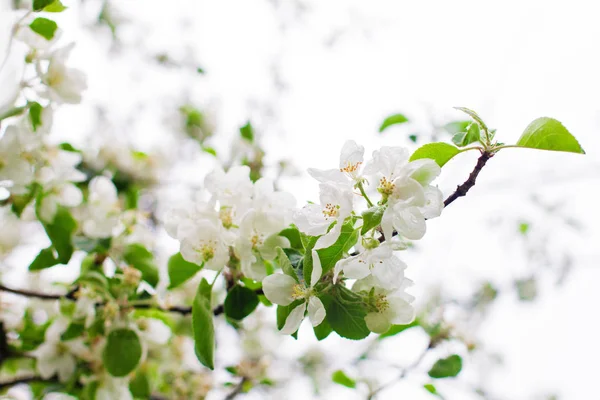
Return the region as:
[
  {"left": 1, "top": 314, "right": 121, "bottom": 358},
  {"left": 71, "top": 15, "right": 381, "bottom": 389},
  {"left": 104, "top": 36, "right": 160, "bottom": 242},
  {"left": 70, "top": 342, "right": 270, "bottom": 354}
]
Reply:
[
  {"left": 262, "top": 251, "right": 326, "bottom": 334},
  {"left": 41, "top": 44, "right": 87, "bottom": 104},
  {"left": 95, "top": 375, "right": 133, "bottom": 400},
  {"left": 333, "top": 242, "right": 407, "bottom": 290},
  {"left": 82, "top": 176, "right": 120, "bottom": 238},
  {"left": 308, "top": 140, "right": 365, "bottom": 184},
  {"left": 293, "top": 182, "right": 353, "bottom": 250}
]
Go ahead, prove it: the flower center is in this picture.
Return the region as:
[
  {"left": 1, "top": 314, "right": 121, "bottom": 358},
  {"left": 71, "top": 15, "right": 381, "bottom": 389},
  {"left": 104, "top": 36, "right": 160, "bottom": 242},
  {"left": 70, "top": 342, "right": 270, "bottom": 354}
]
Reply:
[
  {"left": 378, "top": 177, "right": 395, "bottom": 196},
  {"left": 219, "top": 207, "right": 234, "bottom": 229},
  {"left": 340, "top": 160, "right": 362, "bottom": 175},
  {"left": 375, "top": 294, "right": 389, "bottom": 312},
  {"left": 250, "top": 233, "right": 263, "bottom": 249},
  {"left": 322, "top": 203, "right": 340, "bottom": 218},
  {"left": 197, "top": 241, "right": 216, "bottom": 261},
  {"left": 291, "top": 284, "right": 309, "bottom": 300}
]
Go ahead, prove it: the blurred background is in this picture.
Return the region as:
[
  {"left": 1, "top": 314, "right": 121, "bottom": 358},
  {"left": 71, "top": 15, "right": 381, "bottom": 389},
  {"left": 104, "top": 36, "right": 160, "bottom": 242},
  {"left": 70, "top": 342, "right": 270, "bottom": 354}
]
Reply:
[{"left": 1, "top": 0, "right": 599, "bottom": 399}]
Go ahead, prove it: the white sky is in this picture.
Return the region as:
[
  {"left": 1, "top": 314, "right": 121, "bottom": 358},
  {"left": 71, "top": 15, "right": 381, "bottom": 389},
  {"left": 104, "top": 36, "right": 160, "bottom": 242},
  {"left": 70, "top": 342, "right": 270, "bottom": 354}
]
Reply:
[{"left": 2, "top": 0, "right": 600, "bottom": 399}]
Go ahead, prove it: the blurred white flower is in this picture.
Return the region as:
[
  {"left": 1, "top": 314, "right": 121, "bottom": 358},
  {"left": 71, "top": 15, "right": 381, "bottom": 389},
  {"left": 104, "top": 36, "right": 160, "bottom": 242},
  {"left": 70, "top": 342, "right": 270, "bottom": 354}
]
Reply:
[
  {"left": 82, "top": 176, "right": 120, "bottom": 238},
  {"left": 95, "top": 375, "right": 133, "bottom": 400},
  {"left": 41, "top": 44, "right": 87, "bottom": 104}
]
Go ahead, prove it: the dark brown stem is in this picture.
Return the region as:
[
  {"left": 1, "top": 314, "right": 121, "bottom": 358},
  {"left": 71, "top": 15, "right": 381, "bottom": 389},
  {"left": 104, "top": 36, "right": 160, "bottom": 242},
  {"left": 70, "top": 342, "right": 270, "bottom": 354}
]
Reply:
[
  {"left": 0, "top": 375, "right": 58, "bottom": 389},
  {"left": 0, "top": 284, "right": 63, "bottom": 300},
  {"left": 443, "top": 151, "right": 492, "bottom": 208}
]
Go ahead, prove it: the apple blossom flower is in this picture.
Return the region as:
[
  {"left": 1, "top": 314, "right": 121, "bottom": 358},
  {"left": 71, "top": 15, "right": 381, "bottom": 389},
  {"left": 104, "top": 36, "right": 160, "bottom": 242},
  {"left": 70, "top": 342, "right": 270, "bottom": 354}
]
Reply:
[
  {"left": 82, "top": 176, "right": 121, "bottom": 238},
  {"left": 308, "top": 140, "right": 365, "bottom": 185},
  {"left": 293, "top": 182, "right": 353, "bottom": 250},
  {"left": 41, "top": 44, "right": 87, "bottom": 104},
  {"left": 262, "top": 251, "right": 326, "bottom": 334}
]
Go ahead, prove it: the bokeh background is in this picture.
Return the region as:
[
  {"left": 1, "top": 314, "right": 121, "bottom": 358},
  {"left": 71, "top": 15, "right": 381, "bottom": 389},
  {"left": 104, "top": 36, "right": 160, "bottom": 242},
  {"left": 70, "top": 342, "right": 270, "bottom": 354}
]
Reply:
[{"left": 1, "top": 0, "right": 599, "bottom": 399}]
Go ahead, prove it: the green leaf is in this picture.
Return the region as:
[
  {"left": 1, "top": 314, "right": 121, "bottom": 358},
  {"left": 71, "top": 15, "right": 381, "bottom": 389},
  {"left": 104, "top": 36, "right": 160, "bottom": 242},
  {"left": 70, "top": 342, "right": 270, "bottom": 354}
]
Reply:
[
  {"left": 167, "top": 252, "right": 203, "bottom": 289},
  {"left": 452, "top": 123, "right": 481, "bottom": 147},
  {"left": 28, "top": 102, "right": 42, "bottom": 131},
  {"left": 123, "top": 244, "right": 159, "bottom": 287},
  {"left": 192, "top": 279, "right": 215, "bottom": 369},
  {"left": 28, "top": 247, "right": 59, "bottom": 271},
  {"left": 428, "top": 354, "right": 463, "bottom": 378},
  {"left": 103, "top": 328, "right": 142, "bottom": 377},
  {"left": 378, "top": 319, "right": 419, "bottom": 339},
  {"left": 60, "top": 322, "right": 85, "bottom": 341},
  {"left": 304, "top": 220, "right": 359, "bottom": 284},
  {"left": 224, "top": 285, "right": 259, "bottom": 320},
  {"left": 324, "top": 287, "right": 370, "bottom": 340},
  {"left": 240, "top": 121, "right": 254, "bottom": 143},
  {"left": 279, "top": 226, "right": 303, "bottom": 250},
  {"left": 516, "top": 117, "right": 585, "bottom": 154},
  {"left": 408, "top": 134, "right": 418, "bottom": 143},
  {"left": 313, "top": 316, "right": 333, "bottom": 341},
  {"left": 332, "top": 370, "right": 356, "bottom": 388},
  {"left": 129, "top": 370, "right": 151, "bottom": 398},
  {"left": 379, "top": 113, "right": 409, "bottom": 133},
  {"left": 410, "top": 142, "right": 461, "bottom": 167},
  {"left": 276, "top": 247, "right": 299, "bottom": 282},
  {"left": 442, "top": 120, "right": 471, "bottom": 135},
  {"left": 201, "top": 145, "right": 217, "bottom": 157},
  {"left": 32, "top": 0, "right": 53, "bottom": 11},
  {"left": 361, "top": 206, "right": 384, "bottom": 235},
  {"left": 42, "top": 0, "right": 66, "bottom": 12},
  {"left": 29, "top": 18, "right": 58, "bottom": 40},
  {"left": 41, "top": 207, "right": 77, "bottom": 264},
  {"left": 453, "top": 107, "right": 489, "bottom": 133}
]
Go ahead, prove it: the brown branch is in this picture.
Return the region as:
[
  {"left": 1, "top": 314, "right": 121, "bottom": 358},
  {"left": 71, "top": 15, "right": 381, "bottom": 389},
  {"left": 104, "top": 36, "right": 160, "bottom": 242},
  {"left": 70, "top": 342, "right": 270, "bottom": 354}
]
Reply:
[
  {"left": 0, "top": 375, "right": 59, "bottom": 389},
  {"left": 0, "top": 284, "right": 262, "bottom": 317},
  {"left": 224, "top": 377, "right": 249, "bottom": 400},
  {"left": 443, "top": 150, "right": 493, "bottom": 208}
]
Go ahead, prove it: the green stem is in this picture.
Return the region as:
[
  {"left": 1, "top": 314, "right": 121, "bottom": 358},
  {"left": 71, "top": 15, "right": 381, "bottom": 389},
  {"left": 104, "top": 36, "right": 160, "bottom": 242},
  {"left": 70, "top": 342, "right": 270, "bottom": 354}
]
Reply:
[
  {"left": 0, "top": 106, "right": 26, "bottom": 122},
  {"left": 357, "top": 181, "right": 374, "bottom": 208}
]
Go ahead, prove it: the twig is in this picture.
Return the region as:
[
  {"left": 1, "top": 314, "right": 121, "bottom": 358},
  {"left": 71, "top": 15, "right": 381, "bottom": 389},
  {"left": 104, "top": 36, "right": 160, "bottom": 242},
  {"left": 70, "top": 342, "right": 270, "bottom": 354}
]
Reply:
[
  {"left": 224, "top": 377, "right": 249, "bottom": 400},
  {"left": 0, "top": 284, "right": 262, "bottom": 317},
  {"left": 443, "top": 151, "right": 493, "bottom": 208},
  {"left": 367, "top": 340, "right": 433, "bottom": 399},
  {"left": 0, "top": 375, "right": 58, "bottom": 390}
]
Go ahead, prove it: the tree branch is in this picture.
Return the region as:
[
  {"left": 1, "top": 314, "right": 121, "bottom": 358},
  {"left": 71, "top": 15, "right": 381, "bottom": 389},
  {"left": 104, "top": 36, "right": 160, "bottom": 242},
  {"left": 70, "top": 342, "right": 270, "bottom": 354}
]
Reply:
[
  {"left": 0, "top": 375, "right": 59, "bottom": 390},
  {"left": 443, "top": 150, "right": 493, "bottom": 208},
  {"left": 224, "top": 377, "right": 249, "bottom": 400}
]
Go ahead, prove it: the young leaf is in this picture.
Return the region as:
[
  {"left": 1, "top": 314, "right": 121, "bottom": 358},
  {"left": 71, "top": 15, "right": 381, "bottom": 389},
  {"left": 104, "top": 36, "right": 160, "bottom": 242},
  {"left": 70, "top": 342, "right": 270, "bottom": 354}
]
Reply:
[
  {"left": 29, "top": 18, "right": 58, "bottom": 40},
  {"left": 516, "top": 117, "right": 585, "bottom": 154},
  {"left": 442, "top": 120, "right": 471, "bottom": 135},
  {"left": 167, "top": 252, "right": 203, "bottom": 289},
  {"left": 60, "top": 322, "right": 85, "bottom": 341},
  {"left": 123, "top": 244, "right": 159, "bottom": 287},
  {"left": 361, "top": 206, "right": 384, "bottom": 235},
  {"left": 103, "top": 329, "right": 142, "bottom": 377},
  {"left": 28, "top": 247, "right": 59, "bottom": 271},
  {"left": 410, "top": 142, "right": 461, "bottom": 167},
  {"left": 129, "top": 370, "right": 151, "bottom": 398},
  {"left": 276, "top": 300, "right": 303, "bottom": 339},
  {"left": 379, "top": 114, "right": 409, "bottom": 133},
  {"left": 313, "top": 312, "right": 333, "bottom": 340},
  {"left": 325, "top": 287, "right": 370, "bottom": 340},
  {"left": 224, "top": 285, "right": 259, "bottom": 320},
  {"left": 32, "top": 0, "right": 53, "bottom": 11},
  {"left": 42, "top": 0, "right": 66, "bottom": 12},
  {"left": 428, "top": 354, "right": 463, "bottom": 378},
  {"left": 332, "top": 370, "right": 356, "bottom": 388},
  {"left": 453, "top": 107, "right": 489, "bottom": 133},
  {"left": 279, "top": 226, "right": 303, "bottom": 250},
  {"left": 28, "top": 102, "right": 43, "bottom": 131},
  {"left": 452, "top": 123, "right": 481, "bottom": 147},
  {"left": 41, "top": 207, "right": 77, "bottom": 264},
  {"left": 192, "top": 279, "right": 215, "bottom": 369},
  {"left": 310, "top": 220, "right": 359, "bottom": 280},
  {"left": 276, "top": 247, "right": 299, "bottom": 282},
  {"left": 378, "top": 319, "right": 419, "bottom": 339}
]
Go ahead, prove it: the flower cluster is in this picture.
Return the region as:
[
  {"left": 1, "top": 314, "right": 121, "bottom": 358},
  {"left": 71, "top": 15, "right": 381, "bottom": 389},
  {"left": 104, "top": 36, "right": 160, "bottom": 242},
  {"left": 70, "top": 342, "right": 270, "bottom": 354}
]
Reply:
[
  {"left": 166, "top": 165, "right": 296, "bottom": 281},
  {"left": 262, "top": 140, "right": 443, "bottom": 334}
]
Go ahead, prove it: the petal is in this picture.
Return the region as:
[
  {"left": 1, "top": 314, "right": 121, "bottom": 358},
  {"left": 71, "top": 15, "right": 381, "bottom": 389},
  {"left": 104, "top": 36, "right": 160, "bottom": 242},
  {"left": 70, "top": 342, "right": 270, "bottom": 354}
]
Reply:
[
  {"left": 308, "top": 168, "right": 347, "bottom": 184},
  {"left": 59, "top": 184, "right": 83, "bottom": 207},
  {"left": 371, "top": 256, "right": 406, "bottom": 290},
  {"left": 56, "top": 354, "right": 75, "bottom": 382},
  {"left": 388, "top": 296, "right": 416, "bottom": 325},
  {"left": 392, "top": 206, "right": 426, "bottom": 240},
  {"left": 310, "top": 250, "right": 323, "bottom": 287},
  {"left": 280, "top": 303, "right": 307, "bottom": 335},
  {"left": 420, "top": 185, "right": 444, "bottom": 219},
  {"left": 381, "top": 207, "right": 394, "bottom": 242},
  {"left": 307, "top": 296, "right": 326, "bottom": 327},
  {"left": 365, "top": 312, "right": 391, "bottom": 334},
  {"left": 341, "top": 256, "right": 371, "bottom": 280},
  {"left": 314, "top": 219, "right": 343, "bottom": 250},
  {"left": 404, "top": 159, "right": 441, "bottom": 186},
  {"left": 293, "top": 204, "right": 330, "bottom": 236},
  {"left": 262, "top": 273, "right": 296, "bottom": 305},
  {"left": 339, "top": 140, "right": 364, "bottom": 168}
]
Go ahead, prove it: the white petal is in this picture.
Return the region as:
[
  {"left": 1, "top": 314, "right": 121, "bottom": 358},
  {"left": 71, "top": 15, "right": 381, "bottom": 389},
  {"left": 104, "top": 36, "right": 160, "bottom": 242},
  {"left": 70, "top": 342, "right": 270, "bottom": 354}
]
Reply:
[
  {"left": 341, "top": 256, "right": 370, "bottom": 280},
  {"left": 365, "top": 312, "right": 390, "bottom": 334},
  {"left": 307, "top": 168, "right": 347, "bottom": 184},
  {"left": 59, "top": 184, "right": 83, "bottom": 207},
  {"left": 262, "top": 273, "right": 296, "bottom": 305},
  {"left": 421, "top": 185, "right": 444, "bottom": 219},
  {"left": 381, "top": 207, "right": 394, "bottom": 242},
  {"left": 388, "top": 296, "right": 416, "bottom": 325},
  {"left": 314, "top": 220, "right": 343, "bottom": 250},
  {"left": 339, "top": 140, "right": 364, "bottom": 168},
  {"left": 293, "top": 204, "right": 330, "bottom": 236},
  {"left": 371, "top": 256, "right": 406, "bottom": 290},
  {"left": 310, "top": 250, "right": 322, "bottom": 288},
  {"left": 307, "top": 296, "right": 326, "bottom": 327},
  {"left": 392, "top": 207, "right": 426, "bottom": 240},
  {"left": 280, "top": 303, "right": 307, "bottom": 335},
  {"left": 404, "top": 159, "right": 441, "bottom": 186},
  {"left": 56, "top": 354, "right": 76, "bottom": 382}
]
